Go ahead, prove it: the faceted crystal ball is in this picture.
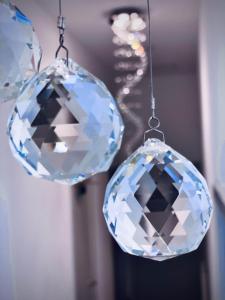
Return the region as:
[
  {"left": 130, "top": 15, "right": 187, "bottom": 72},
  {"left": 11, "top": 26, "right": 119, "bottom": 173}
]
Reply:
[
  {"left": 8, "top": 58, "right": 124, "bottom": 185},
  {"left": 103, "top": 138, "right": 213, "bottom": 261},
  {"left": 0, "top": 1, "right": 42, "bottom": 102}
]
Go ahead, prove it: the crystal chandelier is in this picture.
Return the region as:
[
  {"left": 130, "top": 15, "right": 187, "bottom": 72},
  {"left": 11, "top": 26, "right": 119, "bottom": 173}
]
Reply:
[{"left": 111, "top": 9, "right": 148, "bottom": 154}]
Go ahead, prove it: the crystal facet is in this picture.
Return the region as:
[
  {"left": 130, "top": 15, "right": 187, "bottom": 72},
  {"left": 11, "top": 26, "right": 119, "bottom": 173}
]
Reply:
[
  {"left": 0, "top": 1, "right": 42, "bottom": 102},
  {"left": 8, "top": 58, "right": 124, "bottom": 185},
  {"left": 103, "top": 138, "right": 213, "bottom": 261}
]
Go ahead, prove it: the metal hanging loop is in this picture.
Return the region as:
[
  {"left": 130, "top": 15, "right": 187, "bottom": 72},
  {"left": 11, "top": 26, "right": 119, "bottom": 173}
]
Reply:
[
  {"left": 148, "top": 116, "right": 160, "bottom": 129},
  {"left": 144, "top": 115, "right": 165, "bottom": 143},
  {"left": 144, "top": 128, "right": 165, "bottom": 143},
  {"left": 55, "top": 1, "right": 69, "bottom": 66}
]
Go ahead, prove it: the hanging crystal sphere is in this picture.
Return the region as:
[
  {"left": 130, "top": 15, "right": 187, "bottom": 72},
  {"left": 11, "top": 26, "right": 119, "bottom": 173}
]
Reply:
[
  {"left": 8, "top": 58, "right": 124, "bottom": 185},
  {"left": 103, "top": 138, "right": 213, "bottom": 261},
  {"left": 0, "top": 1, "right": 42, "bottom": 102}
]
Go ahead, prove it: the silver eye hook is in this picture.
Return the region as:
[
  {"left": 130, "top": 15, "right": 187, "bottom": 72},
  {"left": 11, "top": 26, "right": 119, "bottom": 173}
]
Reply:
[{"left": 144, "top": 115, "right": 165, "bottom": 142}]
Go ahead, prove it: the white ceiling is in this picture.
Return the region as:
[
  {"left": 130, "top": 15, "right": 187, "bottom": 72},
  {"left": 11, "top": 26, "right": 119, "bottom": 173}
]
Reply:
[{"left": 19, "top": 0, "right": 200, "bottom": 70}]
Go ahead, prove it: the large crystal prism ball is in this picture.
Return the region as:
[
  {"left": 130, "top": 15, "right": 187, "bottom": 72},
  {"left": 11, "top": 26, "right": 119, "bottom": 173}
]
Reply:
[
  {"left": 8, "top": 58, "right": 124, "bottom": 185},
  {"left": 0, "top": 1, "right": 42, "bottom": 102},
  {"left": 103, "top": 138, "right": 213, "bottom": 261}
]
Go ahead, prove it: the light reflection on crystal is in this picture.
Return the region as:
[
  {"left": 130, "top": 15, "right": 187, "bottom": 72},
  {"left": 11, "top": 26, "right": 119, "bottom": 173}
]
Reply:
[
  {"left": 0, "top": 1, "right": 41, "bottom": 102},
  {"left": 103, "top": 138, "right": 213, "bottom": 261},
  {"left": 8, "top": 58, "right": 124, "bottom": 185}
]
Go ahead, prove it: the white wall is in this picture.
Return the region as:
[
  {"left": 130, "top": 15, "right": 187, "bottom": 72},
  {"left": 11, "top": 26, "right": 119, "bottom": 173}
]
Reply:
[
  {"left": 0, "top": 1, "right": 112, "bottom": 300},
  {"left": 199, "top": 0, "right": 225, "bottom": 299},
  {"left": 73, "top": 175, "right": 115, "bottom": 300}
]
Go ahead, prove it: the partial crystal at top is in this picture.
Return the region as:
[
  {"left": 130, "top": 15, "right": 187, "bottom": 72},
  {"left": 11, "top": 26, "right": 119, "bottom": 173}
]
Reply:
[
  {"left": 8, "top": 58, "right": 124, "bottom": 185},
  {"left": 0, "top": 1, "right": 42, "bottom": 102},
  {"left": 103, "top": 138, "right": 213, "bottom": 261}
]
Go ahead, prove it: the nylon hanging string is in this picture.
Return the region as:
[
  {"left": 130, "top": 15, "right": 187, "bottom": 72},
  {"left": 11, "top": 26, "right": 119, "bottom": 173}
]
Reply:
[
  {"left": 59, "top": 0, "right": 62, "bottom": 16},
  {"left": 147, "top": 0, "right": 155, "bottom": 118},
  {"left": 144, "top": 0, "right": 165, "bottom": 142}
]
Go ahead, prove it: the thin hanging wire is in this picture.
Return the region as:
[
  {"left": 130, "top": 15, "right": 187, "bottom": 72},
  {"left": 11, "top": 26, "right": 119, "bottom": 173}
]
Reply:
[
  {"left": 144, "top": 0, "right": 165, "bottom": 142},
  {"left": 55, "top": 0, "right": 69, "bottom": 66},
  {"left": 59, "top": 0, "right": 62, "bottom": 16},
  {"left": 147, "top": 0, "right": 155, "bottom": 117}
]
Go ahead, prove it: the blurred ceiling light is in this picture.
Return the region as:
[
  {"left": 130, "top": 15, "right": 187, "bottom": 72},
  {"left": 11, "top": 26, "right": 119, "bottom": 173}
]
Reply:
[{"left": 110, "top": 9, "right": 148, "bottom": 154}]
